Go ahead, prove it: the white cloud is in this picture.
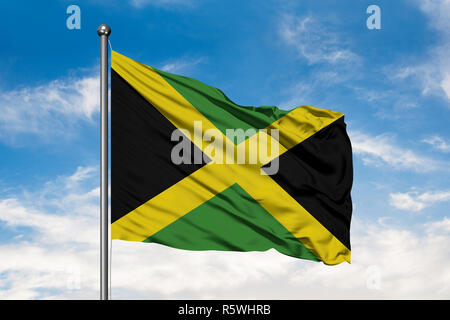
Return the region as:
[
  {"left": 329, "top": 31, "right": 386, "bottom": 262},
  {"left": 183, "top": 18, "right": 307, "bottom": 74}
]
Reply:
[
  {"left": 350, "top": 130, "right": 442, "bottom": 172},
  {"left": 423, "top": 135, "right": 450, "bottom": 153},
  {"left": 388, "top": 59, "right": 450, "bottom": 102},
  {"left": 390, "top": 190, "right": 450, "bottom": 211},
  {"left": 441, "top": 73, "right": 450, "bottom": 100},
  {"left": 285, "top": 220, "right": 450, "bottom": 299},
  {"left": 160, "top": 57, "right": 206, "bottom": 74},
  {"left": 279, "top": 69, "right": 354, "bottom": 109},
  {"left": 0, "top": 73, "right": 99, "bottom": 143},
  {"left": 0, "top": 166, "right": 99, "bottom": 245},
  {"left": 389, "top": 193, "right": 426, "bottom": 212},
  {"left": 417, "top": 0, "right": 450, "bottom": 34},
  {"left": 279, "top": 15, "right": 359, "bottom": 65},
  {"left": 388, "top": 1, "right": 450, "bottom": 103},
  {"left": 426, "top": 217, "right": 450, "bottom": 234},
  {"left": 419, "top": 191, "right": 450, "bottom": 203},
  {"left": 67, "top": 166, "right": 97, "bottom": 184},
  {"left": 0, "top": 166, "right": 450, "bottom": 299}
]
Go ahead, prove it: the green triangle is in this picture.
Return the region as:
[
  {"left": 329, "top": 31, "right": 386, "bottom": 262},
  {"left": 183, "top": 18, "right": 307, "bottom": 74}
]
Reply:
[
  {"left": 153, "top": 68, "right": 292, "bottom": 144},
  {"left": 145, "top": 183, "right": 319, "bottom": 262}
]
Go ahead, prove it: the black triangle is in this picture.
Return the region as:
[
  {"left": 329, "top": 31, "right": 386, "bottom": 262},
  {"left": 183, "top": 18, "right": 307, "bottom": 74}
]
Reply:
[
  {"left": 262, "top": 117, "right": 353, "bottom": 249},
  {"left": 111, "top": 70, "right": 209, "bottom": 223}
]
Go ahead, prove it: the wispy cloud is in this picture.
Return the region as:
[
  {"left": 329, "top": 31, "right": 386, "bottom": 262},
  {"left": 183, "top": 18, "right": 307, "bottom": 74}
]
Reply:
[
  {"left": 418, "top": 0, "right": 450, "bottom": 34},
  {"left": 0, "top": 166, "right": 99, "bottom": 245},
  {"left": 279, "top": 15, "right": 359, "bottom": 65},
  {"left": 0, "top": 166, "right": 450, "bottom": 299},
  {"left": 0, "top": 166, "right": 100, "bottom": 299},
  {"left": 386, "top": 0, "right": 450, "bottom": 103},
  {"left": 387, "top": 60, "right": 450, "bottom": 103},
  {"left": 159, "top": 57, "right": 206, "bottom": 74},
  {"left": 279, "top": 69, "right": 353, "bottom": 109},
  {"left": 390, "top": 190, "right": 450, "bottom": 212},
  {"left": 350, "top": 130, "right": 443, "bottom": 172},
  {"left": 422, "top": 135, "right": 450, "bottom": 153},
  {"left": 426, "top": 217, "right": 450, "bottom": 234},
  {"left": 0, "top": 72, "right": 99, "bottom": 144}
]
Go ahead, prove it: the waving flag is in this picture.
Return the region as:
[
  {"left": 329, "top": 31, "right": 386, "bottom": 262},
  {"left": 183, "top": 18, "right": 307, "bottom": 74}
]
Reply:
[{"left": 111, "top": 50, "right": 353, "bottom": 265}]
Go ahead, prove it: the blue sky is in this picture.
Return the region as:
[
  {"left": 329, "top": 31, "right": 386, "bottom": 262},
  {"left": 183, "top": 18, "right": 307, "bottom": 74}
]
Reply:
[{"left": 0, "top": 0, "right": 449, "bottom": 299}]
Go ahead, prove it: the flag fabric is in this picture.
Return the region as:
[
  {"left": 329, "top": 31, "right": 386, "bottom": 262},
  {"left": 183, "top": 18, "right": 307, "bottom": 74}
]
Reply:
[{"left": 111, "top": 50, "right": 353, "bottom": 265}]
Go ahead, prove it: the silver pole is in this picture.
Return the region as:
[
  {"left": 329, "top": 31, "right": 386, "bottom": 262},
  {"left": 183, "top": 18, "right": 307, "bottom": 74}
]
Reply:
[{"left": 97, "top": 24, "right": 111, "bottom": 301}]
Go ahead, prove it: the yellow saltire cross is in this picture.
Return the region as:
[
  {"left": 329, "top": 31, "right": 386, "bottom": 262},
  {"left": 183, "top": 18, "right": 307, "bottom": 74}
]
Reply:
[{"left": 111, "top": 51, "right": 350, "bottom": 265}]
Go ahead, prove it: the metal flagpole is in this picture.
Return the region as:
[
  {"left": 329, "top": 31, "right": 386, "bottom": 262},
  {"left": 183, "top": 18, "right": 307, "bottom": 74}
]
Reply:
[{"left": 97, "top": 24, "right": 111, "bottom": 301}]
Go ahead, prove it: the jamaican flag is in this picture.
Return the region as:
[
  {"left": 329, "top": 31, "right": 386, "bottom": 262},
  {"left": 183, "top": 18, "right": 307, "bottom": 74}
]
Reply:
[{"left": 111, "top": 51, "right": 353, "bottom": 265}]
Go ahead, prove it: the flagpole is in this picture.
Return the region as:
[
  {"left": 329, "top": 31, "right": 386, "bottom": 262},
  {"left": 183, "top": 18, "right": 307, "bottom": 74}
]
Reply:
[{"left": 97, "top": 24, "right": 111, "bottom": 301}]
